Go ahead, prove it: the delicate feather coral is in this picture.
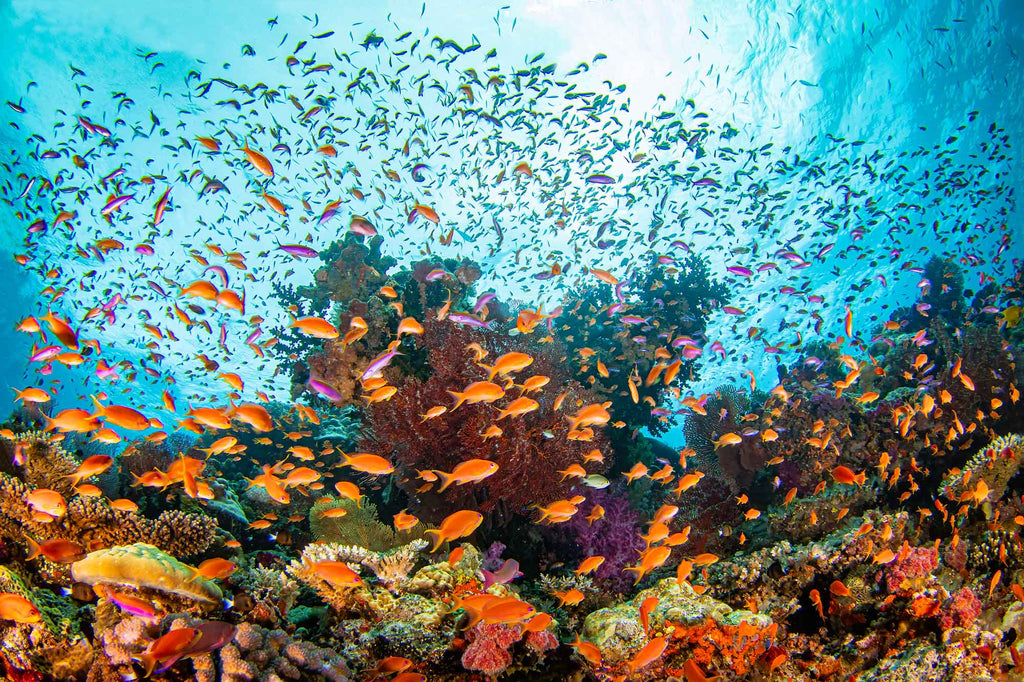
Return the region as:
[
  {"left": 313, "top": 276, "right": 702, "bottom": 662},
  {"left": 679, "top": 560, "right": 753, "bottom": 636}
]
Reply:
[{"left": 309, "top": 497, "right": 430, "bottom": 551}]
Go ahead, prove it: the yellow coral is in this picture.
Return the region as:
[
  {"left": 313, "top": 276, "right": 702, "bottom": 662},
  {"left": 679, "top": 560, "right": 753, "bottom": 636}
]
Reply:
[{"left": 70, "top": 543, "right": 222, "bottom": 606}]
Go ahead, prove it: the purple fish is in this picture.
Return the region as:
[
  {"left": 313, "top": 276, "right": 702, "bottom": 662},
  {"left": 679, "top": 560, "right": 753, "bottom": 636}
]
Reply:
[
  {"left": 101, "top": 294, "right": 124, "bottom": 312},
  {"left": 318, "top": 208, "right": 337, "bottom": 224},
  {"left": 30, "top": 346, "right": 61, "bottom": 363},
  {"left": 361, "top": 348, "right": 403, "bottom": 381},
  {"left": 106, "top": 591, "right": 157, "bottom": 618},
  {"left": 411, "top": 164, "right": 430, "bottom": 181},
  {"left": 671, "top": 336, "right": 696, "bottom": 348},
  {"left": 447, "top": 313, "right": 491, "bottom": 329},
  {"left": 726, "top": 265, "right": 753, "bottom": 278},
  {"left": 205, "top": 265, "right": 229, "bottom": 288},
  {"left": 721, "top": 306, "right": 745, "bottom": 316},
  {"left": 620, "top": 315, "right": 648, "bottom": 325},
  {"left": 279, "top": 244, "right": 319, "bottom": 258},
  {"left": 473, "top": 293, "right": 497, "bottom": 314},
  {"left": 27, "top": 219, "right": 46, "bottom": 234},
  {"left": 425, "top": 269, "right": 446, "bottom": 282},
  {"left": 709, "top": 341, "right": 726, "bottom": 359},
  {"left": 135, "top": 244, "right": 154, "bottom": 255},
  {"left": 596, "top": 240, "right": 615, "bottom": 249},
  {"left": 757, "top": 262, "right": 778, "bottom": 272},
  {"left": 533, "top": 271, "right": 556, "bottom": 280},
  {"left": 309, "top": 378, "right": 343, "bottom": 401},
  {"left": 586, "top": 174, "right": 615, "bottom": 185},
  {"left": 680, "top": 345, "right": 702, "bottom": 360},
  {"left": 101, "top": 194, "right": 133, "bottom": 215},
  {"left": 607, "top": 302, "right": 624, "bottom": 315},
  {"left": 482, "top": 559, "right": 521, "bottom": 589},
  {"left": 692, "top": 177, "right": 719, "bottom": 187},
  {"left": 147, "top": 281, "right": 168, "bottom": 297}
]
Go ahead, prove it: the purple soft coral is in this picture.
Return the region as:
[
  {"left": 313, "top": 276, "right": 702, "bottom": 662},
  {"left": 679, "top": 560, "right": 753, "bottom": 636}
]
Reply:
[{"left": 561, "top": 486, "right": 644, "bottom": 591}]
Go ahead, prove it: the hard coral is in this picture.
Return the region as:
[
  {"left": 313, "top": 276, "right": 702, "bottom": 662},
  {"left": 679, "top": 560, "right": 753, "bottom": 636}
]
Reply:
[{"left": 71, "top": 543, "right": 223, "bottom": 606}]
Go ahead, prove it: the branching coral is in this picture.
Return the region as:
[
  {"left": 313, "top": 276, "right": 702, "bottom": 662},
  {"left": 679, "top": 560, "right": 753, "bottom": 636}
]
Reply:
[
  {"left": 940, "top": 433, "right": 1023, "bottom": 516},
  {"left": 90, "top": 613, "right": 351, "bottom": 682},
  {"left": 289, "top": 539, "right": 427, "bottom": 592}
]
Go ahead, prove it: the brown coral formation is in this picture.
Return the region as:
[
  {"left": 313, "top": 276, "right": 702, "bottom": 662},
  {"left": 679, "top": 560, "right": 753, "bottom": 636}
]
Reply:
[{"left": 0, "top": 466, "right": 217, "bottom": 572}]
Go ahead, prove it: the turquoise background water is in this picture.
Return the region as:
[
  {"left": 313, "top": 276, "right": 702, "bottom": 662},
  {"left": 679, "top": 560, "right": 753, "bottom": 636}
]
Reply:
[{"left": 0, "top": 1, "right": 1020, "bottom": 446}]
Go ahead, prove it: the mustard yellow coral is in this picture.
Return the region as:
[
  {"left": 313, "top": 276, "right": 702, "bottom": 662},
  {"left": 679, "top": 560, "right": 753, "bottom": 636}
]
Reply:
[{"left": 71, "top": 543, "right": 222, "bottom": 606}]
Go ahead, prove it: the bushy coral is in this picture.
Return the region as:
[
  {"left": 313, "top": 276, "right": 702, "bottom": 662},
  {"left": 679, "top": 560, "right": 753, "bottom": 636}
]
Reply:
[
  {"left": 554, "top": 254, "right": 729, "bottom": 438},
  {"left": 360, "top": 316, "right": 610, "bottom": 524},
  {"left": 556, "top": 486, "right": 644, "bottom": 591}
]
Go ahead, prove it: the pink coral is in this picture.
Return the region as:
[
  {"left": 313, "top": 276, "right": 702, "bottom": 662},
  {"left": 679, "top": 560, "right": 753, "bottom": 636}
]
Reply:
[
  {"left": 462, "top": 638, "right": 513, "bottom": 676},
  {"left": 526, "top": 629, "right": 558, "bottom": 653},
  {"left": 461, "top": 623, "right": 523, "bottom": 676},
  {"left": 884, "top": 546, "right": 938, "bottom": 593},
  {"left": 940, "top": 586, "right": 982, "bottom": 630}
]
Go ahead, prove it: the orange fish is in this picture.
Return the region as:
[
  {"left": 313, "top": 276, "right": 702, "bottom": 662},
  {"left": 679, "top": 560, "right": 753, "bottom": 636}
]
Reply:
[
  {"left": 554, "top": 589, "right": 585, "bottom": 607},
  {"left": 627, "top": 636, "right": 667, "bottom": 674},
  {"left": 425, "top": 510, "right": 483, "bottom": 552},
  {"left": 340, "top": 452, "right": 394, "bottom": 476},
  {"left": 67, "top": 455, "right": 114, "bottom": 486},
  {"left": 435, "top": 459, "right": 499, "bottom": 491},
  {"left": 243, "top": 142, "right": 274, "bottom": 177},
  {"left": 0, "top": 593, "right": 41, "bottom": 623},
  {"left": 831, "top": 465, "right": 865, "bottom": 486},
  {"left": 26, "top": 488, "right": 66, "bottom": 518},
  {"left": 569, "top": 635, "right": 603, "bottom": 666},
  {"left": 188, "top": 558, "right": 236, "bottom": 581},
  {"left": 135, "top": 627, "right": 201, "bottom": 677},
  {"left": 310, "top": 560, "right": 363, "bottom": 588},
  {"left": 574, "top": 556, "right": 606, "bottom": 575},
  {"left": 449, "top": 381, "right": 505, "bottom": 408},
  {"left": 26, "top": 537, "right": 85, "bottom": 563}
]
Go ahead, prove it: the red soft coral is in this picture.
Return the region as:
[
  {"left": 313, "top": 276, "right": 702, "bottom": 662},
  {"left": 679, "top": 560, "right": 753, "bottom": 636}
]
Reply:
[{"left": 360, "top": 317, "right": 610, "bottom": 525}]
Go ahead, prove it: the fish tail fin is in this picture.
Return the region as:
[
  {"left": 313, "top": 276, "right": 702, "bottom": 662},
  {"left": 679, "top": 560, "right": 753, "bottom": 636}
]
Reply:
[
  {"left": 135, "top": 652, "right": 157, "bottom": 679},
  {"left": 25, "top": 537, "right": 41, "bottom": 561},
  {"left": 478, "top": 363, "right": 496, "bottom": 380},
  {"left": 434, "top": 470, "right": 454, "bottom": 493},
  {"left": 89, "top": 394, "right": 105, "bottom": 419},
  {"left": 856, "top": 471, "right": 866, "bottom": 486},
  {"left": 447, "top": 391, "right": 465, "bottom": 410},
  {"left": 424, "top": 529, "right": 444, "bottom": 553}
]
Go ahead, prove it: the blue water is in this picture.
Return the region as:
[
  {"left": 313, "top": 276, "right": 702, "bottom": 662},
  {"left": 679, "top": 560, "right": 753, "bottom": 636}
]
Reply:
[{"left": 0, "top": 0, "right": 1020, "bottom": 440}]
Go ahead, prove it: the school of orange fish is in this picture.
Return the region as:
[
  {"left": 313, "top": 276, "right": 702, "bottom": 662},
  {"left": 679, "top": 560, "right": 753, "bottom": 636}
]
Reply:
[{"left": 0, "top": 8, "right": 1022, "bottom": 682}]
